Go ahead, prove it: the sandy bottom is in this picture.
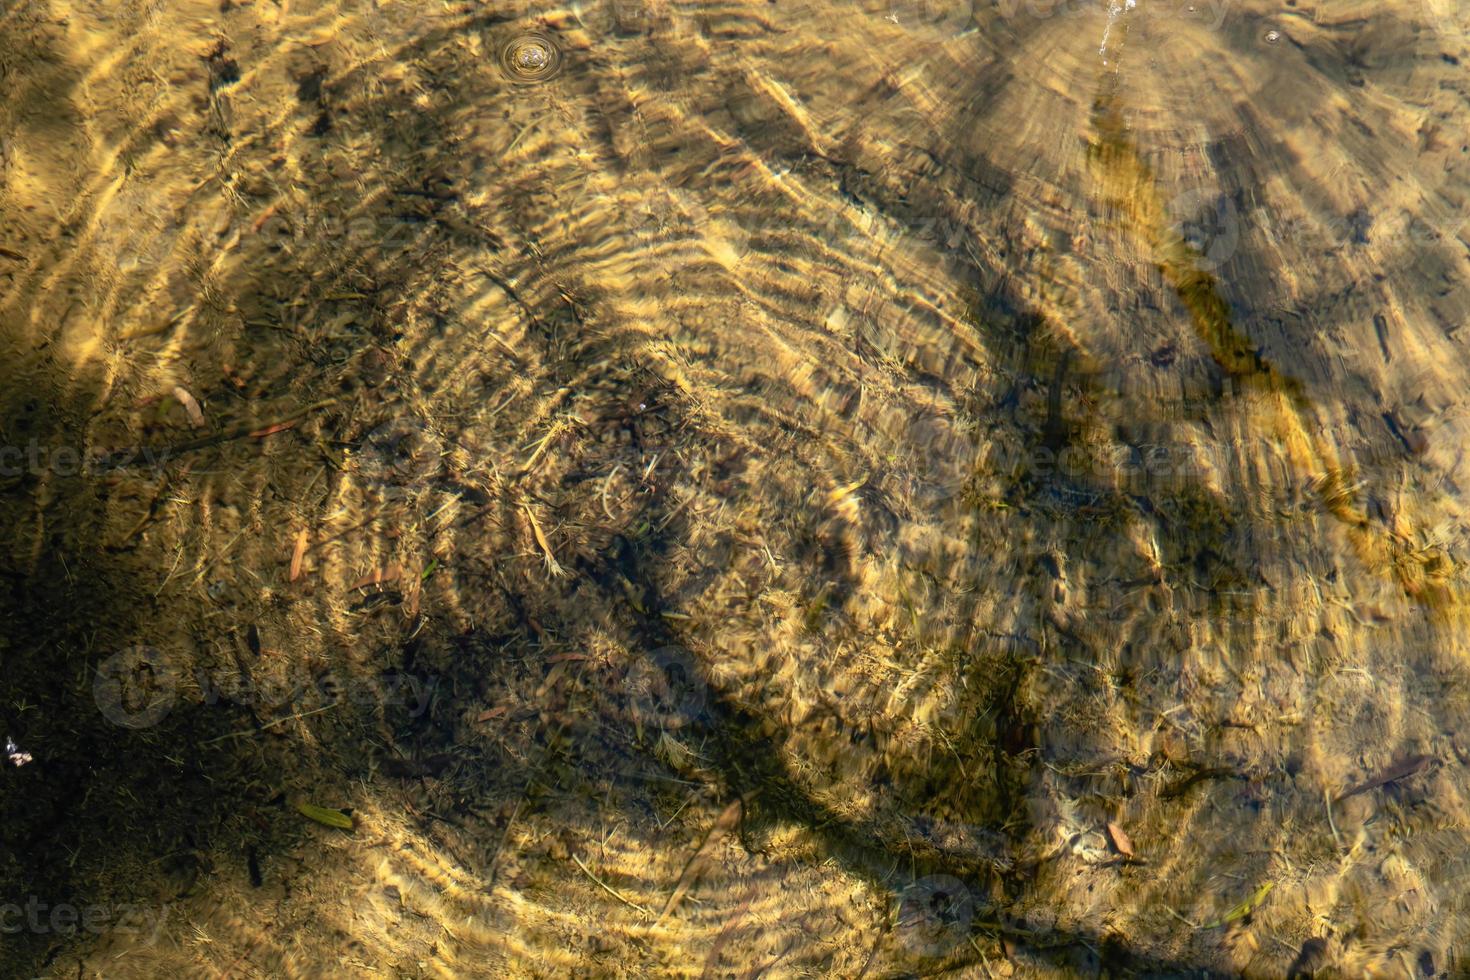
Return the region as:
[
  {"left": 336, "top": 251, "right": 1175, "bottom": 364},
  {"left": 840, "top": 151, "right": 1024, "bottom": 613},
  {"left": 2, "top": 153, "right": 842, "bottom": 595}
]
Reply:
[{"left": 2, "top": 0, "right": 1470, "bottom": 976}]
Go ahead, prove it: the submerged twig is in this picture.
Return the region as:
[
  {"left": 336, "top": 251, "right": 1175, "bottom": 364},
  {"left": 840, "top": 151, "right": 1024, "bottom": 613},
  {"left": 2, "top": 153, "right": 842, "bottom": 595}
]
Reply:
[
  {"left": 1334, "top": 753, "right": 1433, "bottom": 804},
  {"left": 656, "top": 799, "right": 743, "bottom": 926},
  {"left": 1159, "top": 766, "right": 1243, "bottom": 799},
  {"left": 573, "top": 854, "right": 654, "bottom": 918},
  {"left": 97, "top": 399, "right": 338, "bottom": 470},
  {"left": 198, "top": 701, "right": 342, "bottom": 747}
]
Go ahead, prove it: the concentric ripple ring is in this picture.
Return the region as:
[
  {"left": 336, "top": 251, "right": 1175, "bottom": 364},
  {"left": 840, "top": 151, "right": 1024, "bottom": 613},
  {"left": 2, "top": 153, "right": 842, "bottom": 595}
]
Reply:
[{"left": 499, "top": 32, "right": 563, "bottom": 84}]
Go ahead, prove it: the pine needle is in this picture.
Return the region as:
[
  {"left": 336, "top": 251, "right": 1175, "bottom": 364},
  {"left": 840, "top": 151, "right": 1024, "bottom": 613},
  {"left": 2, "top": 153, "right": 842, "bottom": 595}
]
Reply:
[
  {"left": 524, "top": 504, "right": 564, "bottom": 577},
  {"left": 573, "top": 855, "right": 653, "bottom": 918}
]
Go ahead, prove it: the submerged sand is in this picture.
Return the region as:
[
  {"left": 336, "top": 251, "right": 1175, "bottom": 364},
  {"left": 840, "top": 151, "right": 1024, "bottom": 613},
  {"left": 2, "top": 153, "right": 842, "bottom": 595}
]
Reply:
[{"left": 1, "top": 0, "right": 1469, "bottom": 976}]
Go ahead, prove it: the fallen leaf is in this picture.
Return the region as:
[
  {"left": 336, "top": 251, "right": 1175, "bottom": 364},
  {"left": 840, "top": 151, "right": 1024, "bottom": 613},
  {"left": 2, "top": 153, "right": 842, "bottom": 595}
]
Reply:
[
  {"left": 289, "top": 528, "right": 309, "bottom": 582},
  {"left": 824, "top": 475, "right": 868, "bottom": 507},
  {"left": 476, "top": 706, "right": 508, "bottom": 723},
  {"left": 1106, "top": 821, "right": 1134, "bottom": 858},
  {"left": 250, "top": 202, "right": 280, "bottom": 233},
  {"left": 172, "top": 385, "right": 206, "bottom": 428},
  {"left": 1335, "top": 753, "right": 1432, "bottom": 803},
  {"left": 1202, "top": 880, "right": 1273, "bottom": 929},
  {"left": 537, "top": 661, "right": 570, "bottom": 696},
  {"left": 351, "top": 565, "right": 402, "bottom": 590},
  {"left": 524, "top": 504, "right": 563, "bottom": 577},
  {"left": 295, "top": 802, "right": 354, "bottom": 830},
  {"left": 249, "top": 420, "right": 297, "bottom": 439}
]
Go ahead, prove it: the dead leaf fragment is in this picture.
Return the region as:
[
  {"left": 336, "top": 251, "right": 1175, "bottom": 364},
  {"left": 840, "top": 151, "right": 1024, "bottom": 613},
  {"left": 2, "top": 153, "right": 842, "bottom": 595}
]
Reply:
[
  {"left": 249, "top": 420, "right": 297, "bottom": 439},
  {"left": 1106, "top": 821, "right": 1134, "bottom": 857},
  {"left": 172, "top": 385, "right": 206, "bottom": 428},
  {"left": 523, "top": 504, "right": 563, "bottom": 577},
  {"left": 289, "top": 528, "right": 309, "bottom": 582},
  {"left": 824, "top": 475, "right": 868, "bottom": 508},
  {"left": 250, "top": 202, "right": 280, "bottom": 233},
  {"left": 351, "top": 565, "right": 402, "bottom": 590}
]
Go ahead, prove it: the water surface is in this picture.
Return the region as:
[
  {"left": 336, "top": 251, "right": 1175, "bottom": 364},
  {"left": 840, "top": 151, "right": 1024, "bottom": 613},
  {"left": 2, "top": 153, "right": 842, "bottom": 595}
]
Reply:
[{"left": 1, "top": 0, "right": 1468, "bottom": 975}]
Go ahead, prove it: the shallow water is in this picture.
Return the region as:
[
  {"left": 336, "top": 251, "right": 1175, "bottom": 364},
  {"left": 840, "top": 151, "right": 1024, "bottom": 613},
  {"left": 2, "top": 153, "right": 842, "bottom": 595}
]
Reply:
[{"left": 1, "top": 0, "right": 1468, "bottom": 975}]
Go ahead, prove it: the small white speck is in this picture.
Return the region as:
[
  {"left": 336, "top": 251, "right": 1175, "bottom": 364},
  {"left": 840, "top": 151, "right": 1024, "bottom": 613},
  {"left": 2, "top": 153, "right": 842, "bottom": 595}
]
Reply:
[{"left": 6, "top": 738, "right": 33, "bottom": 767}]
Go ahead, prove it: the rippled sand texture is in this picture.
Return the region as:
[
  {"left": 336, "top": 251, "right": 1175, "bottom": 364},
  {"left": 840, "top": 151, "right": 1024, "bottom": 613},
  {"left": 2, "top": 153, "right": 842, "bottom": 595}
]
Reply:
[{"left": 2, "top": 0, "right": 1469, "bottom": 975}]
